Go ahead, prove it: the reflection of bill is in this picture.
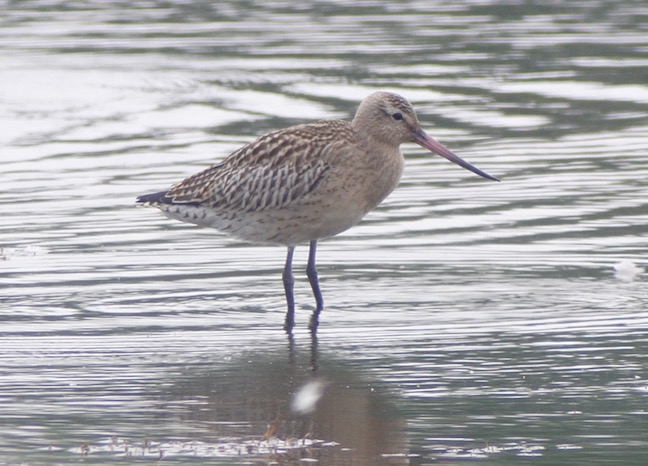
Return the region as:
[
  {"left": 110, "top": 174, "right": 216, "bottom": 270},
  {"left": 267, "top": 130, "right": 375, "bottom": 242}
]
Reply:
[{"left": 170, "top": 338, "right": 409, "bottom": 465}]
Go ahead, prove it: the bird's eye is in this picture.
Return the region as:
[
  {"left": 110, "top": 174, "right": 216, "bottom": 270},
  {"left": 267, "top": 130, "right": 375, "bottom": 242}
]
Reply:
[{"left": 392, "top": 112, "right": 403, "bottom": 121}]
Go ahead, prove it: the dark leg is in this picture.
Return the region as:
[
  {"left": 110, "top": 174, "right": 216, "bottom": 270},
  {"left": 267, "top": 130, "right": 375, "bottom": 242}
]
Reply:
[
  {"left": 306, "top": 240, "right": 324, "bottom": 331},
  {"left": 283, "top": 246, "right": 295, "bottom": 332}
]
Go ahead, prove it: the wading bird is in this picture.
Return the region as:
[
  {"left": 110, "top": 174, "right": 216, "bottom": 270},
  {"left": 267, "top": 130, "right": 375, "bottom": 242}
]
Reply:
[{"left": 137, "top": 91, "right": 499, "bottom": 332}]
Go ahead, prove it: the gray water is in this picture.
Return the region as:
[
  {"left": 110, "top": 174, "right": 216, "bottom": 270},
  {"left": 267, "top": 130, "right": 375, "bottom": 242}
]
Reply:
[{"left": 2, "top": 0, "right": 648, "bottom": 464}]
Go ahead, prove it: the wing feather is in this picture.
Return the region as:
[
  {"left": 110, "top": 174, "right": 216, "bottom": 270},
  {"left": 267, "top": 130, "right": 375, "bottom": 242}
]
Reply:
[{"left": 164, "top": 121, "right": 351, "bottom": 212}]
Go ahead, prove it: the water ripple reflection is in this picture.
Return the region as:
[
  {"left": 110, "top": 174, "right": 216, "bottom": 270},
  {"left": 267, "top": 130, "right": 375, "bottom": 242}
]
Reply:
[{"left": 1, "top": 0, "right": 648, "bottom": 464}]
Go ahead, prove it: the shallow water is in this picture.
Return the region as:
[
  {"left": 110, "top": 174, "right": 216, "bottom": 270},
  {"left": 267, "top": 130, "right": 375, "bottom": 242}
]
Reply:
[{"left": 2, "top": 0, "right": 648, "bottom": 464}]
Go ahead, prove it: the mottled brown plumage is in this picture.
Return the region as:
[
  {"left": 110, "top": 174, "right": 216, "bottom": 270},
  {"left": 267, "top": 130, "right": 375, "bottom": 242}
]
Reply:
[{"left": 137, "top": 91, "right": 498, "bottom": 331}]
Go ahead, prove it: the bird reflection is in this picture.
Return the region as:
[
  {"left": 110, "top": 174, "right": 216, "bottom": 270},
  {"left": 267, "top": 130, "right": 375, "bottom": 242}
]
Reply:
[
  {"left": 287, "top": 327, "right": 319, "bottom": 371},
  {"left": 168, "top": 331, "right": 408, "bottom": 465}
]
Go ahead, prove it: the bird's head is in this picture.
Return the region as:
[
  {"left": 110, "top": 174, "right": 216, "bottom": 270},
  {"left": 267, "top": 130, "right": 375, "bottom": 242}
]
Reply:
[{"left": 353, "top": 91, "right": 499, "bottom": 182}]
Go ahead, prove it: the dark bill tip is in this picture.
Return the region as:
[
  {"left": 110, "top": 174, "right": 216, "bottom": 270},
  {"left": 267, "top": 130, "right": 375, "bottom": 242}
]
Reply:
[{"left": 415, "top": 130, "right": 500, "bottom": 182}]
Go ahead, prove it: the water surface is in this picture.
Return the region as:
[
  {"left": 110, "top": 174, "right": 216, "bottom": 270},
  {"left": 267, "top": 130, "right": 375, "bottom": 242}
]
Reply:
[{"left": 1, "top": 0, "right": 648, "bottom": 464}]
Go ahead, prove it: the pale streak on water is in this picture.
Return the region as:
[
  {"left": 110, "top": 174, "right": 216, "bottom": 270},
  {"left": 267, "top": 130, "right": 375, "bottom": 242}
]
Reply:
[{"left": 1, "top": 0, "right": 648, "bottom": 464}]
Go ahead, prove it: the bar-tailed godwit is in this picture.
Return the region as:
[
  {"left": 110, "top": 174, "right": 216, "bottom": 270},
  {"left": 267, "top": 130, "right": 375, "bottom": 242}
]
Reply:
[{"left": 137, "top": 91, "right": 499, "bottom": 332}]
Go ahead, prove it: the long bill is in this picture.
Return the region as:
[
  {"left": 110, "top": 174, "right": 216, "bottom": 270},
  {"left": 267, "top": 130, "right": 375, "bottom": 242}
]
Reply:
[{"left": 415, "top": 129, "right": 500, "bottom": 182}]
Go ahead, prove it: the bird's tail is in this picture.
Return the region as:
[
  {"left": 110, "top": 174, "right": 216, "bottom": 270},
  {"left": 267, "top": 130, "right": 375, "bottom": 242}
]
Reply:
[{"left": 135, "top": 191, "right": 172, "bottom": 206}]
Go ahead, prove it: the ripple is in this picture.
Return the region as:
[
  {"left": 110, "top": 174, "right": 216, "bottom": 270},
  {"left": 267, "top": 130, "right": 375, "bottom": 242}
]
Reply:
[{"left": 2, "top": 0, "right": 648, "bottom": 464}]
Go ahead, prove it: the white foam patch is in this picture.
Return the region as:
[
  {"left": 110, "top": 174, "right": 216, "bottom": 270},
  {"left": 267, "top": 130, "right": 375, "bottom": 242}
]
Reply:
[
  {"left": 291, "top": 379, "right": 327, "bottom": 415},
  {"left": 1, "top": 245, "right": 48, "bottom": 260},
  {"left": 614, "top": 260, "right": 643, "bottom": 282},
  {"left": 68, "top": 436, "right": 340, "bottom": 460}
]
